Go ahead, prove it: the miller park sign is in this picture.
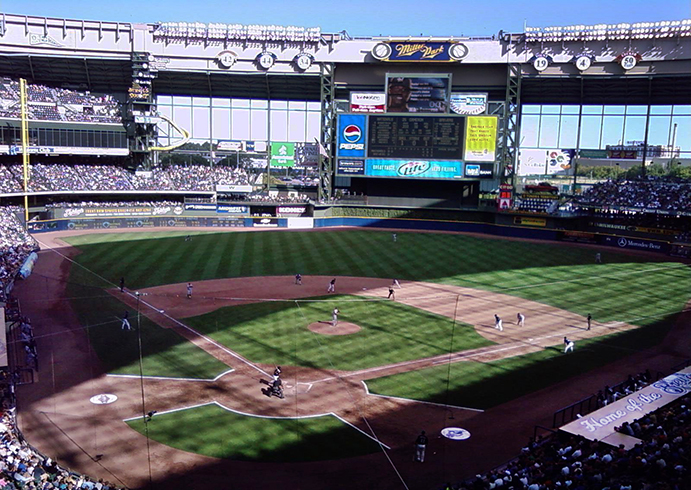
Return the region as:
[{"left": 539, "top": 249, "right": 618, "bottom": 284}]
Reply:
[{"left": 371, "top": 41, "right": 469, "bottom": 62}]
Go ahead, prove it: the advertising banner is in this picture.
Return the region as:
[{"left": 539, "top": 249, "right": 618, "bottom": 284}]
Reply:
[
  {"left": 386, "top": 76, "right": 450, "bottom": 114},
  {"left": 276, "top": 206, "right": 307, "bottom": 216},
  {"left": 601, "top": 236, "right": 668, "bottom": 253},
  {"left": 216, "top": 184, "right": 253, "bottom": 193},
  {"left": 464, "top": 163, "right": 494, "bottom": 179},
  {"left": 270, "top": 142, "right": 295, "bottom": 167},
  {"left": 59, "top": 205, "right": 185, "bottom": 218},
  {"left": 464, "top": 116, "right": 497, "bottom": 162},
  {"left": 450, "top": 93, "right": 488, "bottom": 115},
  {"left": 545, "top": 149, "right": 575, "bottom": 175},
  {"left": 216, "top": 205, "right": 249, "bottom": 214},
  {"left": 337, "top": 114, "right": 367, "bottom": 158},
  {"left": 295, "top": 143, "right": 319, "bottom": 165},
  {"left": 365, "top": 159, "right": 463, "bottom": 179},
  {"left": 518, "top": 149, "right": 575, "bottom": 176},
  {"left": 184, "top": 203, "right": 217, "bottom": 212},
  {"left": 337, "top": 160, "right": 365, "bottom": 175},
  {"left": 217, "top": 140, "right": 244, "bottom": 151},
  {"left": 252, "top": 217, "right": 279, "bottom": 228},
  {"left": 287, "top": 217, "right": 314, "bottom": 229},
  {"left": 350, "top": 93, "right": 386, "bottom": 113},
  {"left": 561, "top": 367, "right": 691, "bottom": 448}
]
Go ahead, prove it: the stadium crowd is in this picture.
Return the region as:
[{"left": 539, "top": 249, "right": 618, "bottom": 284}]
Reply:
[
  {"left": 0, "top": 79, "right": 120, "bottom": 124},
  {"left": 0, "top": 207, "right": 39, "bottom": 302},
  {"left": 577, "top": 176, "right": 691, "bottom": 213},
  {"left": 441, "top": 391, "right": 691, "bottom": 490}
]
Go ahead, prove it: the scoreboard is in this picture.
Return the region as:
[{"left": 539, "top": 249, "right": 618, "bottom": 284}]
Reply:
[
  {"left": 367, "top": 116, "right": 464, "bottom": 160},
  {"left": 336, "top": 113, "right": 497, "bottom": 180}
]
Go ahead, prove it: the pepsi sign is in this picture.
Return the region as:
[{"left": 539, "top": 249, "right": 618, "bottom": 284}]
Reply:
[{"left": 337, "top": 114, "right": 367, "bottom": 157}]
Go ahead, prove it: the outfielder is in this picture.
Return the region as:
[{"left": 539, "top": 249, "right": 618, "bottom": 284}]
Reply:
[{"left": 121, "top": 311, "right": 131, "bottom": 330}]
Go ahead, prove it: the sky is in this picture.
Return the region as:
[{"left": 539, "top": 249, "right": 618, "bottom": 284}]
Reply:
[{"left": 1, "top": 0, "right": 689, "bottom": 37}]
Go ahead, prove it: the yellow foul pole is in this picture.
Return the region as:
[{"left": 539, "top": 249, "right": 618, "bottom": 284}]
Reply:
[{"left": 19, "top": 78, "right": 30, "bottom": 222}]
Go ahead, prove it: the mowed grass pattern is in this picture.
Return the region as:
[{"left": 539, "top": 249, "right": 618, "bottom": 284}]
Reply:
[
  {"left": 184, "top": 295, "right": 491, "bottom": 371},
  {"left": 126, "top": 404, "right": 383, "bottom": 461}
]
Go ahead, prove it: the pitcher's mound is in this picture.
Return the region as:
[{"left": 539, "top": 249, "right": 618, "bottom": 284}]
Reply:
[{"left": 308, "top": 322, "right": 362, "bottom": 335}]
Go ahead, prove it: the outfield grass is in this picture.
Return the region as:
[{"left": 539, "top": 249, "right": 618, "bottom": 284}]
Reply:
[
  {"left": 63, "top": 230, "right": 691, "bottom": 377},
  {"left": 183, "top": 295, "right": 491, "bottom": 371},
  {"left": 126, "top": 403, "right": 383, "bottom": 461}
]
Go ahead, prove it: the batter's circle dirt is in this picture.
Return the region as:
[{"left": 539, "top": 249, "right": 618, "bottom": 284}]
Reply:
[{"left": 308, "top": 321, "right": 362, "bottom": 335}]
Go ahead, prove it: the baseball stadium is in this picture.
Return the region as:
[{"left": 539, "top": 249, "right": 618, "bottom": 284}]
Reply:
[{"left": 0, "top": 8, "right": 690, "bottom": 490}]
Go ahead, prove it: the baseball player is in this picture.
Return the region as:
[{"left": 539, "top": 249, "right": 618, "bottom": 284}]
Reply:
[
  {"left": 332, "top": 307, "right": 339, "bottom": 327},
  {"left": 388, "top": 286, "right": 395, "bottom": 300},
  {"left": 392, "top": 233, "right": 397, "bottom": 242},
  {"left": 392, "top": 278, "right": 402, "bottom": 289},
  {"left": 587, "top": 313, "right": 592, "bottom": 331},
  {"left": 414, "top": 430, "right": 428, "bottom": 462},
  {"left": 595, "top": 252, "right": 602, "bottom": 264},
  {"left": 564, "top": 337, "right": 575, "bottom": 353},
  {"left": 295, "top": 273, "right": 302, "bottom": 285},
  {"left": 517, "top": 312, "right": 525, "bottom": 327},
  {"left": 186, "top": 282, "right": 193, "bottom": 299},
  {"left": 119, "top": 277, "right": 125, "bottom": 293},
  {"left": 327, "top": 278, "right": 336, "bottom": 293},
  {"left": 121, "top": 311, "right": 131, "bottom": 330},
  {"left": 494, "top": 314, "right": 503, "bottom": 331}
]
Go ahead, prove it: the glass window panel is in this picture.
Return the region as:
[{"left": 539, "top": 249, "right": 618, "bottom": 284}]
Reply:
[
  {"left": 673, "top": 105, "right": 691, "bottom": 115},
  {"left": 604, "top": 106, "right": 625, "bottom": 115},
  {"left": 671, "top": 116, "right": 690, "bottom": 151},
  {"left": 288, "top": 111, "right": 306, "bottom": 142},
  {"left": 522, "top": 104, "right": 540, "bottom": 114},
  {"left": 580, "top": 115, "right": 602, "bottom": 149},
  {"left": 647, "top": 116, "right": 672, "bottom": 146},
  {"left": 541, "top": 105, "right": 560, "bottom": 114},
  {"left": 231, "top": 109, "right": 250, "bottom": 140},
  {"left": 211, "top": 108, "right": 231, "bottom": 140},
  {"left": 251, "top": 109, "right": 268, "bottom": 141},
  {"left": 193, "top": 96, "right": 210, "bottom": 107},
  {"left": 172, "top": 95, "right": 192, "bottom": 105},
  {"left": 558, "top": 115, "right": 579, "bottom": 148},
  {"left": 650, "top": 105, "right": 672, "bottom": 115},
  {"left": 289, "top": 101, "right": 307, "bottom": 111},
  {"left": 538, "top": 115, "right": 560, "bottom": 148},
  {"left": 582, "top": 105, "right": 603, "bottom": 115},
  {"left": 213, "top": 98, "right": 231, "bottom": 108},
  {"left": 307, "top": 101, "right": 321, "bottom": 111},
  {"left": 270, "top": 100, "right": 288, "bottom": 110},
  {"left": 519, "top": 115, "right": 540, "bottom": 148},
  {"left": 306, "top": 112, "right": 321, "bottom": 142},
  {"left": 193, "top": 107, "right": 210, "bottom": 139},
  {"left": 232, "top": 99, "right": 250, "bottom": 108},
  {"left": 626, "top": 105, "right": 647, "bottom": 115},
  {"left": 173, "top": 106, "right": 192, "bottom": 135},
  {"left": 158, "top": 105, "right": 172, "bottom": 119},
  {"left": 561, "top": 105, "right": 580, "bottom": 115},
  {"left": 601, "top": 116, "right": 625, "bottom": 146},
  {"left": 270, "top": 110, "right": 288, "bottom": 141},
  {"left": 157, "top": 95, "right": 172, "bottom": 105},
  {"left": 623, "top": 116, "right": 646, "bottom": 144},
  {"left": 251, "top": 99, "right": 268, "bottom": 109}
]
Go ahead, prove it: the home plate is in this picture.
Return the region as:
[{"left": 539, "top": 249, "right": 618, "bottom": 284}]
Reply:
[{"left": 283, "top": 382, "right": 312, "bottom": 396}]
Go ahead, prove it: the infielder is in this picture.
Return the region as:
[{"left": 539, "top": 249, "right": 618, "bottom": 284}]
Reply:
[
  {"left": 332, "top": 307, "right": 339, "bottom": 327},
  {"left": 564, "top": 337, "right": 575, "bottom": 353},
  {"left": 587, "top": 313, "right": 592, "bottom": 330},
  {"left": 121, "top": 311, "right": 131, "bottom": 330},
  {"left": 327, "top": 278, "right": 336, "bottom": 293},
  {"left": 517, "top": 312, "right": 525, "bottom": 327},
  {"left": 392, "top": 278, "right": 402, "bottom": 289},
  {"left": 414, "top": 431, "right": 428, "bottom": 462},
  {"left": 388, "top": 286, "right": 395, "bottom": 300},
  {"left": 186, "top": 282, "right": 193, "bottom": 299},
  {"left": 494, "top": 314, "right": 503, "bottom": 331},
  {"left": 295, "top": 273, "right": 302, "bottom": 285}
]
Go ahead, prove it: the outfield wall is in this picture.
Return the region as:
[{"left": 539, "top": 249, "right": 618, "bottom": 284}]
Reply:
[{"left": 25, "top": 214, "right": 671, "bottom": 255}]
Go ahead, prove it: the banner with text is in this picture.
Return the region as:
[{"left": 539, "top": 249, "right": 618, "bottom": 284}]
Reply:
[
  {"left": 463, "top": 116, "right": 498, "bottom": 162},
  {"left": 270, "top": 142, "right": 296, "bottom": 167}
]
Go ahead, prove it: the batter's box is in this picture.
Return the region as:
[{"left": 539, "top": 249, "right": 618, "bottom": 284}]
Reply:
[{"left": 283, "top": 382, "right": 313, "bottom": 396}]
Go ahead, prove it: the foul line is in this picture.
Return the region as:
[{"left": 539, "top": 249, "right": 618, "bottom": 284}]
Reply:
[
  {"left": 107, "top": 368, "right": 234, "bottom": 383},
  {"left": 360, "top": 381, "right": 483, "bottom": 412}
]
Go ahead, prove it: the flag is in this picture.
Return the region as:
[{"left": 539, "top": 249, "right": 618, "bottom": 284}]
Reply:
[{"left": 315, "top": 138, "right": 328, "bottom": 158}]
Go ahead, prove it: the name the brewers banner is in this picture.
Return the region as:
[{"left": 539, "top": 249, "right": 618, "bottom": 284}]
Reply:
[{"left": 463, "top": 116, "right": 498, "bottom": 162}]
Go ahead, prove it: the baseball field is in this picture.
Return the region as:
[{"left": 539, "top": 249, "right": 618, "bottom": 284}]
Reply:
[{"left": 15, "top": 228, "right": 691, "bottom": 490}]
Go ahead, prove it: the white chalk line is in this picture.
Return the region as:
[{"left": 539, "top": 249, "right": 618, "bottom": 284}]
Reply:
[
  {"left": 107, "top": 368, "right": 234, "bottom": 383},
  {"left": 361, "top": 381, "right": 484, "bottom": 413},
  {"left": 123, "top": 400, "right": 390, "bottom": 449}
]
